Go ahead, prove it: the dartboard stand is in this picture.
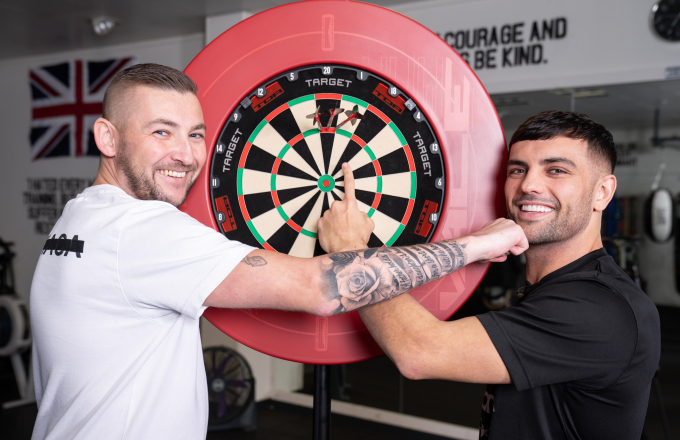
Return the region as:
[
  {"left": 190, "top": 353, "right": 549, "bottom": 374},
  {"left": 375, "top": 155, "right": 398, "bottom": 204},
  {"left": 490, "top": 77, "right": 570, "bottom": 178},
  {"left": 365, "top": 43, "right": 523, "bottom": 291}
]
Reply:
[{"left": 313, "top": 365, "right": 332, "bottom": 440}]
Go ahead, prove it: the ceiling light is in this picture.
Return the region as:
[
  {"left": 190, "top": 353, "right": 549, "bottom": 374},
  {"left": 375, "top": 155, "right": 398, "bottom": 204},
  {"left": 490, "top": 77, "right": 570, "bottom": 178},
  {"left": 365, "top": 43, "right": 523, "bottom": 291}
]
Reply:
[{"left": 91, "top": 16, "right": 118, "bottom": 36}]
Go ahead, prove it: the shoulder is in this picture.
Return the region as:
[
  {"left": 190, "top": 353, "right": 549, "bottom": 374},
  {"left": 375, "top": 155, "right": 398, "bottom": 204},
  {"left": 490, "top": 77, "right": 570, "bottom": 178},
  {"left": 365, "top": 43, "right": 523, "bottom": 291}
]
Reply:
[
  {"left": 539, "top": 274, "right": 633, "bottom": 309},
  {"left": 546, "top": 256, "right": 658, "bottom": 326},
  {"left": 514, "top": 277, "right": 638, "bottom": 340},
  {"left": 122, "top": 200, "right": 209, "bottom": 232}
]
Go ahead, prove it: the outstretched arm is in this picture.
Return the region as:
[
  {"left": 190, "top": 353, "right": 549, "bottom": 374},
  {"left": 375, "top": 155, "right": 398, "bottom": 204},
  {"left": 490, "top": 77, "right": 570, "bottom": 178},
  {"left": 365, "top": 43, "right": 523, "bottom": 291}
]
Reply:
[
  {"left": 203, "top": 236, "right": 469, "bottom": 316},
  {"left": 359, "top": 295, "right": 511, "bottom": 384},
  {"left": 205, "top": 165, "right": 527, "bottom": 323}
]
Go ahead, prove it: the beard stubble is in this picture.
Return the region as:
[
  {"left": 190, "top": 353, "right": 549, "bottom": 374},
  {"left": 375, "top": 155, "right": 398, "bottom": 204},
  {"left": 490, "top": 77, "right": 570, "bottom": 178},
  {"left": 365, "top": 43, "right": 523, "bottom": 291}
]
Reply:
[
  {"left": 117, "top": 139, "right": 197, "bottom": 207},
  {"left": 509, "top": 193, "right": 593, "bottom": 246}
]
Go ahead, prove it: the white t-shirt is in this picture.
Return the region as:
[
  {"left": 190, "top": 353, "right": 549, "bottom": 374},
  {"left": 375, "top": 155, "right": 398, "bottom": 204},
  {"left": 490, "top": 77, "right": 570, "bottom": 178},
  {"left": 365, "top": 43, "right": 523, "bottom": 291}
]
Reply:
[{"left": 29, "top": 184, "right": 255, "bottom": 440}]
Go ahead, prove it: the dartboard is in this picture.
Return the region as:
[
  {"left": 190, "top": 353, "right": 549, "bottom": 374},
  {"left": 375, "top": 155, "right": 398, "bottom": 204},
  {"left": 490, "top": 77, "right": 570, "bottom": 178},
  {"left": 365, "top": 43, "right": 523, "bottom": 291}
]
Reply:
[
  {"left": 182, "top": 0, "right": 507, "bottom": 364},
  {"left": 210, "top": 64, "right": 444, "bottom": 256}
]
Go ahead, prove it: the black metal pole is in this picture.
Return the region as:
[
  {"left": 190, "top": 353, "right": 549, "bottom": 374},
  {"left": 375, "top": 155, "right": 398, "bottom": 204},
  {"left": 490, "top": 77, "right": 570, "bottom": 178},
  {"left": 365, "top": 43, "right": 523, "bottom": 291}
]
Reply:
[{"left": 313, "top": 364, "right": 331, "bottom": 440}]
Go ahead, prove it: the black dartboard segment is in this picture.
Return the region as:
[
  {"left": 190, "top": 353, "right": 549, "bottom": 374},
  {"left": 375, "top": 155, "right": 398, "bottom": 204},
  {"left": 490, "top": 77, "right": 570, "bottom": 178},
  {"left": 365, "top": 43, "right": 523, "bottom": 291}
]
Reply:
[{"left": 210, "top": 64, "right": 445, "bottom": 257}]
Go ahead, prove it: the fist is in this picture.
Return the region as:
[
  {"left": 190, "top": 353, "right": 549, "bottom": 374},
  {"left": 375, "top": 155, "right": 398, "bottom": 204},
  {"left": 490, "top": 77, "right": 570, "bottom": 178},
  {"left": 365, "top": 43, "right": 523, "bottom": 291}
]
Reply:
[
  {"left": 318, "top": 163, "right": 375, "bottom": 253},
  {"left": 467, "top": 218, "right": 529, "bottom": 263}
]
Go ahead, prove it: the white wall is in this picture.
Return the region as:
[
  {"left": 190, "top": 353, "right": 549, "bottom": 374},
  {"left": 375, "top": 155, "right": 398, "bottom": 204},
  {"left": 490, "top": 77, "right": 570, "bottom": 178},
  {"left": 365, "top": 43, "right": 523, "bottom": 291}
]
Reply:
[{"left": 205, "top": 11, "right": 252, "bottom": 46}]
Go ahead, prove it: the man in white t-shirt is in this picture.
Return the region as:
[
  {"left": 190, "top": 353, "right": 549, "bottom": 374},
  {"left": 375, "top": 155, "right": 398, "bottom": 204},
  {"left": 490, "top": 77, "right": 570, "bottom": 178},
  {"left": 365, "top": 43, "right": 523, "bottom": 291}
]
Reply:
[{"left": 30, "top": 63, "right": 527, "bottom": 440}]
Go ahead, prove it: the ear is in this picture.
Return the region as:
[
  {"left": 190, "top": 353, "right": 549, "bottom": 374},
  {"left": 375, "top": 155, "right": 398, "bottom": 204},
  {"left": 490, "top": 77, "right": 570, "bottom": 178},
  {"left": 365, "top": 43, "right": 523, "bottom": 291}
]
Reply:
[
  {"left": 93, "top": 117, "right": 119, "bottom": 158},
  {"left": 593, "top": 174, "right": 617, "bottom": 212}
]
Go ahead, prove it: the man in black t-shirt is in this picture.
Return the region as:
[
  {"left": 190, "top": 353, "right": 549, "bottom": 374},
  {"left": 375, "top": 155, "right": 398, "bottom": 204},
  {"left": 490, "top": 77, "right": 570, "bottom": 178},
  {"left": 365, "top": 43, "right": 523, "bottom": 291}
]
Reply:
[{"left": 355, "top": 111, "right": 661, "bottom": 439}]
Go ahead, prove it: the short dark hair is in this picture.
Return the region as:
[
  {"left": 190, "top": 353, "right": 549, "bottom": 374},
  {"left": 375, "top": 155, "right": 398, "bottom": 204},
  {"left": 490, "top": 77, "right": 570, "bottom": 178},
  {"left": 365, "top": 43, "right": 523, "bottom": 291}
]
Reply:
[
  {"left": 509, "top": 110, "right": 617, "bottom": 173},
  {"left": 102, "top": 63, "right": 198, "bottom": 121}
]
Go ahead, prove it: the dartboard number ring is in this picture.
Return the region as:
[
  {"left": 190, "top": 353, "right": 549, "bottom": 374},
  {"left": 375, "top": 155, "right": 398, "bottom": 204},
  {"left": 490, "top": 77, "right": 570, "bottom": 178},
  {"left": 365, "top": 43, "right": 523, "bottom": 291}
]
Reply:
[{"left": 210, "top": 64, "right": 445, "bottom": 257}]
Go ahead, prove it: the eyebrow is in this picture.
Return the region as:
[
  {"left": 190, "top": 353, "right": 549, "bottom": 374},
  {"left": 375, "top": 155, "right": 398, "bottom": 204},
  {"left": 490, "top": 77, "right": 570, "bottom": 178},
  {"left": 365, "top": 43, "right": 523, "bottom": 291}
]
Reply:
[
  {"left": 145, "top": 118, "right": 206, "bottom": 132},
  {"left": 541, "top": 156, "right": 576, "bottom": 167},
  {"left": 506, "top": 159, "right": 528, "bottom": 168},
  {"left": 145, "top": 118, "right": 178, "bottom": 129},
  {"left": 506, "top": 157, "right": 577, "bottom": 167}
]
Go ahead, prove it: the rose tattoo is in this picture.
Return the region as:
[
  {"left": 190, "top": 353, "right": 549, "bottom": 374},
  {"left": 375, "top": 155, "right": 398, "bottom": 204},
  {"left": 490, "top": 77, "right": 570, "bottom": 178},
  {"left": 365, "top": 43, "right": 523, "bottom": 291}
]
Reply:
[{"left": 322, "top": 242, "right": 466, "bottom": 313}]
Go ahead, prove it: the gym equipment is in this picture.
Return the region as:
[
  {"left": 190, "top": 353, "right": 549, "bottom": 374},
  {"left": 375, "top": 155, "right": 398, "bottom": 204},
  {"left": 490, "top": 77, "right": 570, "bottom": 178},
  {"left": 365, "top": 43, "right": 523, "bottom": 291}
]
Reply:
[
  {"left": 0, "top": 296, "right": 30, "bottom": 357},
  {"left": 203, "top": 346, "right": 256, "bottom": 432},
  {"left": 181, "top": 0, "right": 505, "bottom": 365},
  {"left": 644, "top": 147, "right": 675, "bottom": 243},
  {"left": 0, "top": 239, "right": 34, "bottom": 410},
  {"left": 0, "top": 238, "right": 15, "bottom": 296},
  {"left": 644, "top": 188, "right": 675, "bottom": 243}
]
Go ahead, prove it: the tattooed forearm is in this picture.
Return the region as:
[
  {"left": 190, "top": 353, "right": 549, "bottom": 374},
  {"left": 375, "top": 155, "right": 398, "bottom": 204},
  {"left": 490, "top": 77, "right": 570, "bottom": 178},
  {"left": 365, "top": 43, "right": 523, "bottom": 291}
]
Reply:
[
  {"left": 321, "top": 240, "right": 467, "bottom": 313},
  {"left": 242, "top": 255, "right": 267, "bottom": 267}
]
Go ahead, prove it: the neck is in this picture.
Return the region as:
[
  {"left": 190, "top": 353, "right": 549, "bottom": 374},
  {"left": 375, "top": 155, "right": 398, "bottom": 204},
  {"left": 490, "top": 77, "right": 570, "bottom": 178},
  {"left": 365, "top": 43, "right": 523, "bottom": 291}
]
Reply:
[
  {"left": 93, "top": 158, "right": 123, "bottom": 189},
  {"left": 524, "top": 229, "right": 603, "bottom": 284}
]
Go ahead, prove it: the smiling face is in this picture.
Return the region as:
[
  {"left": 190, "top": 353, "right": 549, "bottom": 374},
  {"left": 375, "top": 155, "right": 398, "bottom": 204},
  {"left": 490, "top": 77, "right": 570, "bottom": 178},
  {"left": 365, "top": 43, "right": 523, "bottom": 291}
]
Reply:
[
  {"left": 505, "top": 136, "right": 602, "bottom": 246},
  {"left": 113, "top": 86, "right": 206, "bottom": 207}
]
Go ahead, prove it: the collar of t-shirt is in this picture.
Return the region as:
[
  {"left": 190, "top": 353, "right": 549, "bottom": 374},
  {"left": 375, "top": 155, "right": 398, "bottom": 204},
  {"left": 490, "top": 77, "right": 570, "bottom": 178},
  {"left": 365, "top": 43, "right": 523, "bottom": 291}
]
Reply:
[
  {"left": 82, "top": 184, "right": 174, "bottom": 207},
  {"left": 519, "top": 247, "right": 608, "bottom": 297},
  {"left": 82, "top": 184, "right": 129, "bottom": 197}
]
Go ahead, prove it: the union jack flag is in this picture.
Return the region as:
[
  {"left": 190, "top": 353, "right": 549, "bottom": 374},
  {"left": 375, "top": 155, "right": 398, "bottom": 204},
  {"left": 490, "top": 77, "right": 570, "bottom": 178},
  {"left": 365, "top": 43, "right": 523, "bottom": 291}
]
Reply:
[{"left": 29, "top": 57, "right": 135, "bottom": 160}]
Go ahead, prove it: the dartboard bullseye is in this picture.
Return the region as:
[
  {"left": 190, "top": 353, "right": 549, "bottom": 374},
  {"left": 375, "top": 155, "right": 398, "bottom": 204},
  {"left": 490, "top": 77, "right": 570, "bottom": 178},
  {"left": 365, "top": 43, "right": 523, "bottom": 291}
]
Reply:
[
  {"left": 182, "top": 0, "right": 506, "bottom": 364},
  {"left": 211, "top": 65, "right": 444, "bottom": 257}
]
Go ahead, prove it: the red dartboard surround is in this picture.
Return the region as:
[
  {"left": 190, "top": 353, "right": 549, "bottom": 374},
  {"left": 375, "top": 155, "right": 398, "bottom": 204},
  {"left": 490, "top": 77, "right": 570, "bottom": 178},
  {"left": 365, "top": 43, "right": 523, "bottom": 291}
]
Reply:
[{"left": 181, "top": 0, "right": 507, "bottom": 364}]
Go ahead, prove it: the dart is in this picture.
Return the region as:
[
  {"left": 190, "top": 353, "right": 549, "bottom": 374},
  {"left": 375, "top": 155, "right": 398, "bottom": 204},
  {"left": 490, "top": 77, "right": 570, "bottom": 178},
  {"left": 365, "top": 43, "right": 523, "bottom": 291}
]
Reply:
[
  {"left": 306, "top": 105, "right": 326, "bottom": 129},
  {"left": 336, "top": 105, "right": 366, "bottom": 129},
  {"left": 325, "top": 107, "right": 344, "bottom": 129}
]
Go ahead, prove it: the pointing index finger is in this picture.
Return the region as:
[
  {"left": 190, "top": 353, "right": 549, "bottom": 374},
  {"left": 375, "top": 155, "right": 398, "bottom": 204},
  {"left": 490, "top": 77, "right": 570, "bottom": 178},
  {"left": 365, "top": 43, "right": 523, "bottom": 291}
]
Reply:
[{"left": 342, "top": 163, "right": 356, "bottom": 201}]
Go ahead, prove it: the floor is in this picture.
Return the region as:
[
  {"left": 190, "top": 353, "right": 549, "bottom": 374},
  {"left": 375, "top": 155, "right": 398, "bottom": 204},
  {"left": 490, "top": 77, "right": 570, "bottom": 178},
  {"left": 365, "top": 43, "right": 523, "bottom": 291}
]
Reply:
[
  {"left": 2, "top": 302, "right": 679, "bottom": 439},
  {"left": 0, "top": 399, "right": 449, "bottom": 440},
  {"left": 206, "top": 401, "right": 451, "bottom": 440}
]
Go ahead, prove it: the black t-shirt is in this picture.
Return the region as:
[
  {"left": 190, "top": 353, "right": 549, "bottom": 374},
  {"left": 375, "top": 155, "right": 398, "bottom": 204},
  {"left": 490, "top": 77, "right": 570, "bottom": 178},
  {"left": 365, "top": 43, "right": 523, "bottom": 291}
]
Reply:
[{"left": 477, "top": 248, "right": 660, "bottom": 440}]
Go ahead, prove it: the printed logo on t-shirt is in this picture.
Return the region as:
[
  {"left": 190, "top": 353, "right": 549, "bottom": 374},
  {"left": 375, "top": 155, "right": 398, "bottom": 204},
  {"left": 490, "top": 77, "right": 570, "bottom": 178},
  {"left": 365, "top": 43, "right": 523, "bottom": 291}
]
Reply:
[
  {"left": 479, "top": 386, "right": 496, "bottom": 439},
  {"left": 42, "top": 234, "right": 84, "bottom": 258}
]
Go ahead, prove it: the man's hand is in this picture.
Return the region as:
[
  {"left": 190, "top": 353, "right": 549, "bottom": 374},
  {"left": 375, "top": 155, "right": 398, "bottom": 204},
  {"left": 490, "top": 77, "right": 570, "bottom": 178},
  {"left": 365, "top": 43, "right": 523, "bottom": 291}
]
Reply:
[
  {"left": 465, "top": 218, "right": 528, "bottom": 263},
  {"left": 318, "top": 163, "right": 374, "bottom": 254}
]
